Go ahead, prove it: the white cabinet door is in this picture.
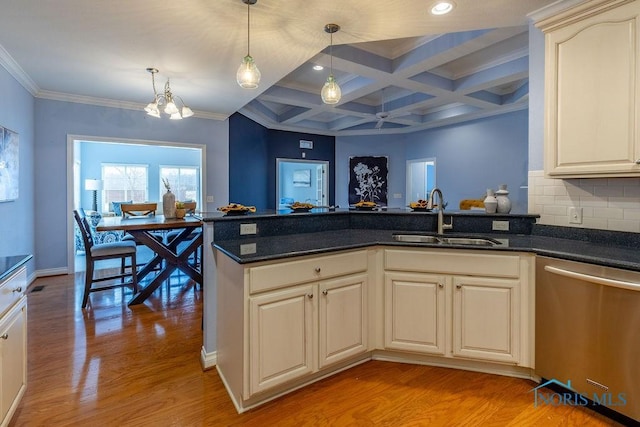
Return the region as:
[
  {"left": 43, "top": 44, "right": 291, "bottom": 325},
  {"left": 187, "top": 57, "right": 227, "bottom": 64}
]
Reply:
[
  {"left": 384, "top": 272, "right": 446, "bottom": 355},
  {"left": 318, "top": 273, "right": 368, "bottom": 368},
  {"left": 0, "top": 298, "right": 27, "bottom": 427},
  {"left": 542, "top": 0, "right": 640, "bottom": 177},
  {"left": 452, "top": 276, "right": 519, "bottom": 364},
  {"left": 248, "top": 284, "right": 315, "bottom": 396}
]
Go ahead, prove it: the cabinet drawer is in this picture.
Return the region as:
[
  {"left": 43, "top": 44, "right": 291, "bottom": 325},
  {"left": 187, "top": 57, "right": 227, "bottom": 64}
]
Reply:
[
  {"left": 0, "top": 267, "right": 26, "bottom": 318},
  {"left": 385, "top": 249, "right": 519, "bottom": 278},
  {"left": 249, "top": 250, "right": 368, "bottom": 293}
]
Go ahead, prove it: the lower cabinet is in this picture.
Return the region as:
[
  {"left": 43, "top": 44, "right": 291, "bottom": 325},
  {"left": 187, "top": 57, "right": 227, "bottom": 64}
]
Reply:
[
  {"left": 1, "top": 297, "right": 27, "bottom": 427},
  {"left": 216, "top": 249, "right": 370, "bottom": 411},
  {"left": 384, "top": 248, "right": 532, "bottom": 366},
  {"left": 248, "top": 273, "right": 368, "bottom": 396},
  {"left": 216, "top": 246, "right": 534, "bottom": 413}
]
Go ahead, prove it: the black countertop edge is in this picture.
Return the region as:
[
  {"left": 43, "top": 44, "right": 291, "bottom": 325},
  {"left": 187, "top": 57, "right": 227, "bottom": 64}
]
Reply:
[
  {"left": 197, "top": 210, "right": 539, "bottom": 221},
  {"left": 212, "top": 229, "right": 640, "bottom": 272},
  {"left": 0, "top": 254, "right": 32, "bottom": 282}
]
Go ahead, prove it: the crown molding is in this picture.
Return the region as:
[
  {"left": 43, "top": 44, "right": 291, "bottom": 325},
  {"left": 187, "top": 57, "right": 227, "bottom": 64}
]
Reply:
[
  {"left": 35, "top": 90, "right": 228, "bottom": 121},
  {"left": 0, "top": 44, "right": 39, "bottom": 95}
]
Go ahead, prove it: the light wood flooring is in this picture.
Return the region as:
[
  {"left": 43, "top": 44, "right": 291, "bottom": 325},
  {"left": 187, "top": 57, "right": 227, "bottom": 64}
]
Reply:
[{"left": 8, "top": 271, "right": 625, "bottom": 426}]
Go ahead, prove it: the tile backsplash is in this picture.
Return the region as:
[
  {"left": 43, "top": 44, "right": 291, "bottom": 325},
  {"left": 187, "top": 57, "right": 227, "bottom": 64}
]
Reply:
[{"left": 528, "top": 170, "right": 640, "bottom": 233}]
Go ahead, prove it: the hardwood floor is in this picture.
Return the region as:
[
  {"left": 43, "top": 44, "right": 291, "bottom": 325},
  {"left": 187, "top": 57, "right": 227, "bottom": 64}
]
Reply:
[{"left": 9, "top": 271, "right": 623, "bottom": 426}]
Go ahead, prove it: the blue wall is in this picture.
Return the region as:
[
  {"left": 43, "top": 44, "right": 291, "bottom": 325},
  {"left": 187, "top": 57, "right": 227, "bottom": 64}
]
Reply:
[
  {"left": 0, "top": 66, "right": 35, "bottom": 275},
  {"left": 34, "top": 99, "right": 229, "bottom": 271},
  {"left": 229, "top": 113, "right": 336, "bottom": 209},
  {"left": 336, "top": 110, "right": 529, "bottom": 213},
  {"left": 80, "top": 141, "right": 202, "bottom": 211}
]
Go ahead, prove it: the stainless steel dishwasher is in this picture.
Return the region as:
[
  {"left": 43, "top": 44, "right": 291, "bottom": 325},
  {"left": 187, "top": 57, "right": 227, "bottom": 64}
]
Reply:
[{"left": 536, "top": 256, "right": 640, "bottom": 422}]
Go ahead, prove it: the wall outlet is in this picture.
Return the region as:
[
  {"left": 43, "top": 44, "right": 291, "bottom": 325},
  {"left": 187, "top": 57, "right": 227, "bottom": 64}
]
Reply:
[
  {"left": 569, "top": 207, "right": 583, "bottom": 224},
  {"left": 393, "top": 193, "right": 402, "bottom": 199},
  {"left": 240, "top": 223, "right": 257, "bottom": 235},
  {"left": 240, "top": 243, "right": 257, "bottom": 255},
  {"left": 206, "top": 195, "right": 214, "bottom": 203},
  {"left": 492, "top": 220, "right": 510, "bottom": 231}
]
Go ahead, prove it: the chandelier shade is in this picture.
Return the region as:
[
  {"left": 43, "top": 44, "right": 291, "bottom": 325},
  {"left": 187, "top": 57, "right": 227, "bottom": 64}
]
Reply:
[
  {"left": 237, "top": 0, "right": 261, "bottom": 89},
  {"left": 321, "top": 23, "right": 341, "bottom": 104},
  {"left": 143, "top": 68, "right": 193, "bottom": 120}
]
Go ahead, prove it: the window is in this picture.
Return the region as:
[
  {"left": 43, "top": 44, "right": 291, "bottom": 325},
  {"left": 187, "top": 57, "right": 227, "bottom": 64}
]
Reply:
[
  {"left": 101, "top": 164, "right": 148, "bottom": 211},
  {"left": 160, "top": 166, "right": 199, "bottom": 202}
]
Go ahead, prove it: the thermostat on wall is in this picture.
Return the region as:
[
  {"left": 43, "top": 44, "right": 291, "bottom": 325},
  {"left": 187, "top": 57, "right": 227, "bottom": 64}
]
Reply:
[{"left": 299, "top": 140, "right": 313, "bottom": 149}]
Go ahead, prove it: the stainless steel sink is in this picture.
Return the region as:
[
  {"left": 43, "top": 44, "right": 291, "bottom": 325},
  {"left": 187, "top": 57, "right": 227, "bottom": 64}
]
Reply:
[
  {"left": 438, "top": 237, "right": 499, "bottom": 246},
  {"left": 392, "top": 234, "right": 440, "bottom": 243},
  {"left": 392, "top": 234, "right": 500, "bottom": 246}
]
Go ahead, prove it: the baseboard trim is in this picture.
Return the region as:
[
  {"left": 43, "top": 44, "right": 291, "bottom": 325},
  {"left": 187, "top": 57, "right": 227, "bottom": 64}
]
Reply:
[
  {"left": 35, "top": 267, "right": 69, "bottom": 278},
  {"left": 200, "top": 347, "right": 217, "bottom": 370}
]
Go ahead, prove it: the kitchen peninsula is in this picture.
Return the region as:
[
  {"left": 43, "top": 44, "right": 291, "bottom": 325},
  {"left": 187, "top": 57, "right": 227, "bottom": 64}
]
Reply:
[{"left": 200, "top": 209, "right": 640, "bottom": 421}]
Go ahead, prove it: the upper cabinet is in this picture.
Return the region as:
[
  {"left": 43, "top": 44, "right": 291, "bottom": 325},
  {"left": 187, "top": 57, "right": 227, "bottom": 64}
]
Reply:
[{"left": 536, "top": 0, "right": 640, "bottom": 177}]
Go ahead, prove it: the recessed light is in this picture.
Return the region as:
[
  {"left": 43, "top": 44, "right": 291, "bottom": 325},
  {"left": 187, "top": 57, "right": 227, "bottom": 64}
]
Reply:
[
  {"left": 431, "top": 1, "right": 455, "bottom": 15},
  {"left": 313, "top": 64, "right": 324, "bottom": 71}
]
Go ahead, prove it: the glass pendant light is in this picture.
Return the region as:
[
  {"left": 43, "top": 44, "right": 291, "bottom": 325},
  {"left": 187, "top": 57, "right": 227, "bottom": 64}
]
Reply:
[
  {"left": 237, "top": 0, "right": 261, "bottom": 89},
  {"left": 321, "top": 24, "right": 341, "bottom": 104}
]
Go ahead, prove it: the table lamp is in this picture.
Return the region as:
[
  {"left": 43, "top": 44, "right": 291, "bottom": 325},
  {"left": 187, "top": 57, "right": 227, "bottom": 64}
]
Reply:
[{"left": 85, "top": 179, "right": 102, "bottom": 212}]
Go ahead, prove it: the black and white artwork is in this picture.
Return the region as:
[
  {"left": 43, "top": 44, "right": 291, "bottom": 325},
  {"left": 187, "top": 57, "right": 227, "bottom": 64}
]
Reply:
[
  {"left": 348, "top": 156, "right": 388, "bottom": 206},
  {"left": 0, "top": 126, "right": 19, "bottom": 202}
]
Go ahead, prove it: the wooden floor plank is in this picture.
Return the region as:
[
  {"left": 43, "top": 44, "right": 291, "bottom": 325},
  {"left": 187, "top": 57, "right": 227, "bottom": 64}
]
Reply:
[{"left": 8, "top": 271, "right": 624, "bottom": 426}]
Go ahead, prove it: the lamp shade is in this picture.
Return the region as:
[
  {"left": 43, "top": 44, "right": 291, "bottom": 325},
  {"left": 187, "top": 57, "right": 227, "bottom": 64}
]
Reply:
[{"left": 84, "top": 179, "right": 102, "bottom": 191}]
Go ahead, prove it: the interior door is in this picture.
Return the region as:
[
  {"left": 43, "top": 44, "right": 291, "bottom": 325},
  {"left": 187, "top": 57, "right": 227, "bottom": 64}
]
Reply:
[{"left": 276, "top": 159, "right": 329, "bottom": 209}]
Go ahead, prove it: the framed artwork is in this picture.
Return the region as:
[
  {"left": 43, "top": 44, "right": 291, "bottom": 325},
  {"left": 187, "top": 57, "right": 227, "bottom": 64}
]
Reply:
[
  {"left": 0, "top": 126, "right": 19, "bottom": 202},
  {"left": 349, "top": 156, "right": 388, "bottom": 206},
  {"left": 293, "top": 169, "right": 311, "bottom": 187}
]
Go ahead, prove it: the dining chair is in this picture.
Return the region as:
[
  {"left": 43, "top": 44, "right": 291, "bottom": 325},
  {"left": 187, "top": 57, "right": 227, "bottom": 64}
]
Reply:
[{"left": 74, "top": 209, "right": 138, "bottom": 308}]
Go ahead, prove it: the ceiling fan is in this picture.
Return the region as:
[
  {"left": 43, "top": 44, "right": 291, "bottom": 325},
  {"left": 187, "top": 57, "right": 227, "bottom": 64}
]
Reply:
[{"left": 373, "top": 88, "right": 410, "bottom": 129}]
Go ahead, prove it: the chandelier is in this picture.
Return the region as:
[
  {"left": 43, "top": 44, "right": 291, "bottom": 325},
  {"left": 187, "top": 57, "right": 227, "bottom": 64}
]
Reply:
[{"left": 144, "top": 68, "right": 194, "bottom": 120}]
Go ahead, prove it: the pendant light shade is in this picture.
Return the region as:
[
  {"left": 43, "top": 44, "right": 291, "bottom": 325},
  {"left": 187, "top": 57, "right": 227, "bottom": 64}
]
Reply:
[
  {"left": 321, "top": 75, "right": 341, "bottom": 104},
  {"left": 321, "top": 23, "right": 341, "bottom": 104},
  {"left": 237, "top": 0, "right": 261, "bottom": 89},
  {"left": 237, "top": 55, "right": 261, "bottom": 89}
]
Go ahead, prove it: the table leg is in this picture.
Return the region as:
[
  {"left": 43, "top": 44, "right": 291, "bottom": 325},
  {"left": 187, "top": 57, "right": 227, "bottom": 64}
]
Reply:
[{"left": 127, "top": 228, "right": 203, "bottom": 305}]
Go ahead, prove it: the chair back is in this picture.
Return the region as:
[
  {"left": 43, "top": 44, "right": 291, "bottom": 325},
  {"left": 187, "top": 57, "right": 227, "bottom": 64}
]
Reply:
[
  {"left": 121, "top": 202, "right": 157, "bottom": 217},
  {"left": 73, "top": 209, "right": 95, "bottom": 253}
]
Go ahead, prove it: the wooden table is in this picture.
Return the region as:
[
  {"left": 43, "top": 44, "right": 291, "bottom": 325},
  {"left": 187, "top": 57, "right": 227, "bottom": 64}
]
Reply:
[{"left": 96, "top": 215, "right": 203, "bottom": 305}]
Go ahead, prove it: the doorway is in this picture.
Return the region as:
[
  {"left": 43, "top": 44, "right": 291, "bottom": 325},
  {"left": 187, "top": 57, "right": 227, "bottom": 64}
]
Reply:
[
  {"left": 276, "top": 159, "right": 329, "bottom": 209},
  {"left": 406, "top": 158, "right": 436, "bottom": 204},
  {"left": 67, "top": 135, "right": 206, "bottom": 273}
]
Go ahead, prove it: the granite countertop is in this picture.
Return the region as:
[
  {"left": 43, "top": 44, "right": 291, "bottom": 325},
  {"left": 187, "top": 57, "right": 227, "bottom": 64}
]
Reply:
[
  {"left": 0, "top": 254, "right": 32, "bottom": 282},
  {"left": 213, "top": 229, "right": 640, "bottom": 272}
]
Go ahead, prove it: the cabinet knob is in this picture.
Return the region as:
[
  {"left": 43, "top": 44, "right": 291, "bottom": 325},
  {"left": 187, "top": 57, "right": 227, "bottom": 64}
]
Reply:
[
  {"left": 438, "top": 283, "right": 444, "bottom": 289},
  {"left": 322, "top": 289, "right": 328, "bottom": 295},
  {"left": 12, "top": 287, "right": 22, "bottom": 293},
  {"left": 0, "top": 334, "right": 7, "bottom": 340},
  {"left": 314, "top": 267, "right": 321, "bottom": 273},
  {"left": 307, "top": 293, "right": 314, "bottom": 299},
  {"left": 456, "top": 284, "right": 462, "bottom": 289},
  {"left": 636, "top": 159, "right": 640, "bottom": 164}
]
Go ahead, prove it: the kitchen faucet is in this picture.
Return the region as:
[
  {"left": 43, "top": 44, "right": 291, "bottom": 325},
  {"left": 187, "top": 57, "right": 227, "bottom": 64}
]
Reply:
[{"left": 428, "top": 188, "right": 453, "bottom": 234}]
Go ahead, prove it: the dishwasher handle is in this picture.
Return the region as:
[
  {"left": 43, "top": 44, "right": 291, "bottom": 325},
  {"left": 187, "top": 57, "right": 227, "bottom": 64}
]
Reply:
[{"left": 544, "top": 265, "right": 640, "bottom": 292}]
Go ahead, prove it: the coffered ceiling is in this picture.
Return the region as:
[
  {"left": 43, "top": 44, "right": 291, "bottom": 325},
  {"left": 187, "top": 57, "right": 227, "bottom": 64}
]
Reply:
[{"left": 0, "top": 1, "right": 556, "bottom": 136}]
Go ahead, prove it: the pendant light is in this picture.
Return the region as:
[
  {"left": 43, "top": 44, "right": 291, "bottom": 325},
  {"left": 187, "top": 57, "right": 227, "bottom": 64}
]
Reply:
[
  {"left": 321, "top": 23, "right": 341, "bottom": 105},
  {"left": 237, "top": 0, "right": 261, "bottom": 89}
]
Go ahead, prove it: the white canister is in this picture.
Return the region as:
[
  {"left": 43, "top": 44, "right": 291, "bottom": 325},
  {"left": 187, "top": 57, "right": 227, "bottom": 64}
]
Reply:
[
  {"left": 484, "top": 189, "right": 498, "bottom": 214},
  {"left": 496, "top": 184, "right": 512, "bottom": 214}
]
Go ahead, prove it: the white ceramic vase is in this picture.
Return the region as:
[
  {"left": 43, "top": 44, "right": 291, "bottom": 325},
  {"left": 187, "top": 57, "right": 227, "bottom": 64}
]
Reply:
[
  {"left": 496, "top": 184, "right": 512, "bottom": 214},
  {"left": 484, "top": 189, "right": 498, "bottom": 214},
  {"left": 163, "top": 190, "right": 176, "bottom": 218}
]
